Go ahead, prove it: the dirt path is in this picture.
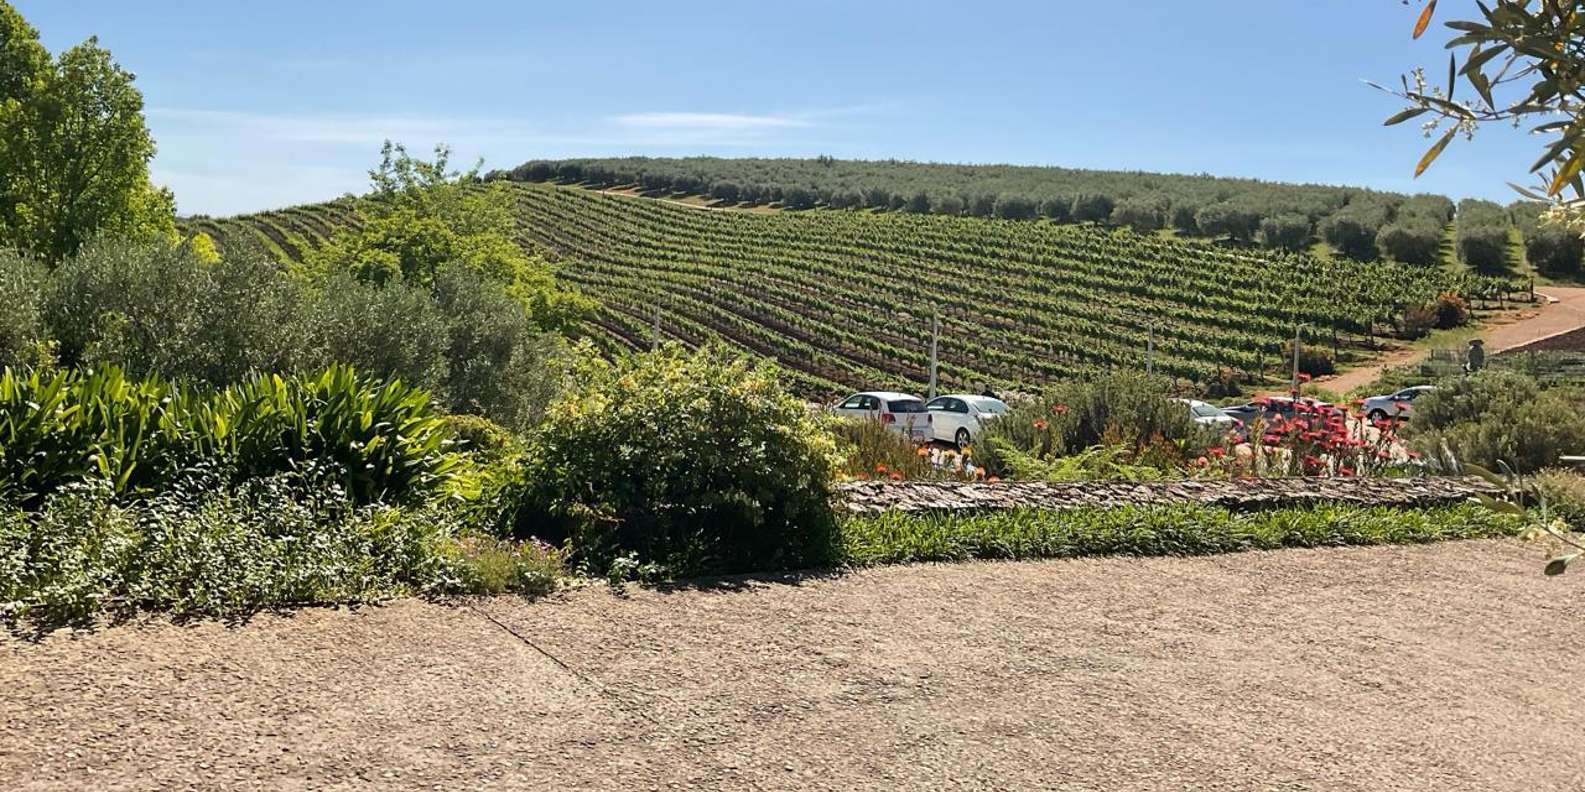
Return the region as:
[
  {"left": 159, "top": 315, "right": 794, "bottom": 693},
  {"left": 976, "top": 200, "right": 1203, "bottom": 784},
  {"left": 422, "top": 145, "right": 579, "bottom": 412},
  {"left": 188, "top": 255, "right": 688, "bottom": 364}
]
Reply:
[
  {"left": 5, "top": 540, "right": 1583, "bottom": 791},
  {"left": 1318, "top": 286, "right": 1585, "bottom": 395}
]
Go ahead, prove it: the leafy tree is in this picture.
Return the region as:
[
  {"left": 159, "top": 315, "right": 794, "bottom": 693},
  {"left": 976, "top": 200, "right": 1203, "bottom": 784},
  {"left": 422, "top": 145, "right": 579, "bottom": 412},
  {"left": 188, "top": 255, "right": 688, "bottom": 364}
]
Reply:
[
  {"left": 781, "top": 185, "right": 817, "bottom": 210},
  {"left": 306, "top": 142, "right": 593, "bottom": 333},
  {"left": 1111, "top": 195, "right": 1167, "bottom": 233},
  {"left": 1320, "top": 201, "right": 1390, "bottom": 259},
  {"left": 1170, "top": 201, "right": 1201, "bottom": 233},
  {"left": 1195, "top": 201, "right": 1260, "bottom": 242},
  {"left": 1454, "top": 198, "right": 1510, "bottom": 272},
  {"left": 1069, "top": 193, "right": 1115, "bottom": 223},
  {"left": 1039, "top": 196, "right": 1073, "bottom": 222},
  {"left": 0, "top": 3, "right": 175, "bottom": 262},
  {"left": 1384, "top": 1, "right": 1585, "bottom": 227},
  {"left": 1375, "top": 220, "right": 1442, "bottom": 265},
  {"left": 905, "top": 191, "right": 931, "bottom": 214},
  {"left": 993, "top": 195, "right": 1037, "bottom": 220},
  {"left": 1258, "top": 213, "right": 1311, "bottom": 251},
  {"left": 968, "top": 193, "right": 997, "bottom": 218},
  {"left": 931, "top": 194, "right": 965, "bottom": 215}
]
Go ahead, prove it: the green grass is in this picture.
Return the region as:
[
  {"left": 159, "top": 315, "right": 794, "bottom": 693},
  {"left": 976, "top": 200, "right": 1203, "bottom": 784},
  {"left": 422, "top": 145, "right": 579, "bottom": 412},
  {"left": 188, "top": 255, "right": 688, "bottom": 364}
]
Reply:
[{"left": 837, "top": 503, "right": 1520, "bottom": 566}]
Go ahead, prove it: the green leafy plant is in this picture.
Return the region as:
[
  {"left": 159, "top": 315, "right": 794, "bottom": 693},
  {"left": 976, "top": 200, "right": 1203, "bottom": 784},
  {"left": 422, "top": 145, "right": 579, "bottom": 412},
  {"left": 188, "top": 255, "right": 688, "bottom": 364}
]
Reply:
[
  {"left": 838, "top": 503, "right": 1519, "bottom": 567},
  {"left": 526, "top": 344, "right": 839, "bottom": 579},
  {"left": 0, "top": 363, "right": 466, "bottom": 507}
]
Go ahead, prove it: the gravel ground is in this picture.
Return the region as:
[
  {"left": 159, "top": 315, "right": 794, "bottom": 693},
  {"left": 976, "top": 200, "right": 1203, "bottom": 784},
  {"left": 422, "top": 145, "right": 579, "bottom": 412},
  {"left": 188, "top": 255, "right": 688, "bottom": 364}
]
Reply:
[{"left": 4, "top": 539, "right": 1583, "bottom": 791}]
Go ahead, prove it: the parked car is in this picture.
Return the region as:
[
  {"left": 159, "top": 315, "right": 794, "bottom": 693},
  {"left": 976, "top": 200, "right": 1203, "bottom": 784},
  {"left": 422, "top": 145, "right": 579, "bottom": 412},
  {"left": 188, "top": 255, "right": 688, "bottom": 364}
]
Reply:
[
  {"left": 926, "top": 394, "right": 1008, "bottom": 448},
  {"left": 1221, "top": 396, "right": 1341, "bottom": 428},
  {"left": 1360, "top": 385, "right": 1437, "bottom": 422},
  {"left": 1178, "top": 398, "right": 1243, "bottom": 440},
  {"left": 833, "top": 391, "right": 933, "bottom": 442}
]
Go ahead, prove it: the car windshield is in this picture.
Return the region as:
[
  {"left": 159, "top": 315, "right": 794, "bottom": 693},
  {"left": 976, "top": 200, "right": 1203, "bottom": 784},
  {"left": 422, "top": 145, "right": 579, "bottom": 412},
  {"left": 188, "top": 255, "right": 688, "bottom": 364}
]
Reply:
[
  {"left": 970, "top": 398, "right": 1007, "bottom": 414},
  {"left": 888, "top": 399, "right": 927, "bottom": 413},
  {"left": 1190, "top": 403, "right": 1224, "bottom": 418}
]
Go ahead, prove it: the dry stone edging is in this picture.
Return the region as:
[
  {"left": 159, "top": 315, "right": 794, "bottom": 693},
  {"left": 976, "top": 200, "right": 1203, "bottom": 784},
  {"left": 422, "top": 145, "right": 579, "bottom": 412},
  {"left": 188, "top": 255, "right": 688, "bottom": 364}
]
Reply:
[{"left": 835, "top": 476, "right": 1498, "bottom": 514}]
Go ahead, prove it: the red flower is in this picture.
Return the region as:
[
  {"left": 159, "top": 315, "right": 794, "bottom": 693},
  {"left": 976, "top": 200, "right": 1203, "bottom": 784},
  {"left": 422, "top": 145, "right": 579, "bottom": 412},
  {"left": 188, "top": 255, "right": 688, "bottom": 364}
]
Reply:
[
  {"left": 1051, "top": 403, "right": 1069, "bottom": 415},
  {"left": 1339, "top": 465, "right": 1356, "bottom": 476},
  {"left": 1406, "top": 450, "right": 1423, "bottom": 460},
  {"left": 1209, "top": 447, "right": 1226, "bottom": 459},
  {"left": 1193, "top": 456, "right": 1210, "bottom": 467},
  {"left": 987, "top": 475, "right": 1002, "bottom": 483},
  {"left": 1033, "top": 418, "right": 1049, "bottom": 431},
  {"left": 889, "top": 471, "right": 904, "bottom": 481},
  {"left": 1298, "top": 373, "right": 1313, "bottom": 383},
  {"left": 1376, "top": 450, "right": 1391, "bottom": 460},
  {"left": 875, "top": 464, "right": 888, "bottom": 473}
]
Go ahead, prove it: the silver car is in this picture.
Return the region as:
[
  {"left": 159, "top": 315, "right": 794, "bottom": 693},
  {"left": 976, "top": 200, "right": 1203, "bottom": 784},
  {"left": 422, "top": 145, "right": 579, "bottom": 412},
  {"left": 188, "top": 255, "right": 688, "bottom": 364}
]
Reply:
[
  {"left": 833, "top": 391, "right": 933, "bottom": 442},
  {"left": 1361, "top": 385, "right": 1436, "bottom": 422},
  {"left": 926, "top": 394, "right": 1008, "bottom": 448}
]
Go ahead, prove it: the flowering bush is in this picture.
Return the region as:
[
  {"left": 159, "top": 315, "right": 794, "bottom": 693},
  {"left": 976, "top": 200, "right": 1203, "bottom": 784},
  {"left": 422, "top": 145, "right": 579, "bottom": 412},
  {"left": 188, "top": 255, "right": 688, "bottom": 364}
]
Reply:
[
  {"left": 979, "top": 370, "right": 1204, "bottom": 476},
  {"left": 526, "top": 345, "right": 839, "bottom": 578}
]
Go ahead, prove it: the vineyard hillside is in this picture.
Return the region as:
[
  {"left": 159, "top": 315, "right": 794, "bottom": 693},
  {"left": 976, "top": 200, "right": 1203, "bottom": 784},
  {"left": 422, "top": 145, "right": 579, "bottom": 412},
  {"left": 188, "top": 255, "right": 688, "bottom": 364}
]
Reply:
[{"left": 187, "top": 182, "right": 1516, "bottom": 397}]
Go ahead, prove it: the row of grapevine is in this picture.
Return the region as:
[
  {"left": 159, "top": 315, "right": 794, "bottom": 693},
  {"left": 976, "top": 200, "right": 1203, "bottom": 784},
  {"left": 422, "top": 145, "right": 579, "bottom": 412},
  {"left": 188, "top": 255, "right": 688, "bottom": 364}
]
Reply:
[{"left": 190, "top": 182, "right": 1517, "bottom": 397}]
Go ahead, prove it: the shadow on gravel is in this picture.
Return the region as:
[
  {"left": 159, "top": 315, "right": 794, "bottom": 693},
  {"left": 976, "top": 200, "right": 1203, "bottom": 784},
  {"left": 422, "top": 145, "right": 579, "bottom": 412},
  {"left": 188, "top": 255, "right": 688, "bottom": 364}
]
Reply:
[{"left": 643, "top": 567, "right": 849, "bottom": 597}]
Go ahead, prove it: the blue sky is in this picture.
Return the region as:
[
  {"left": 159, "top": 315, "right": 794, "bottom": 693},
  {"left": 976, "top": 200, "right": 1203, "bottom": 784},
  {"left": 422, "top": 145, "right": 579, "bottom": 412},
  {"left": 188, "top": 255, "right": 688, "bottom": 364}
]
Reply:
[{"left": 17, "top": 0, "right": 1540, "bottom": 216}]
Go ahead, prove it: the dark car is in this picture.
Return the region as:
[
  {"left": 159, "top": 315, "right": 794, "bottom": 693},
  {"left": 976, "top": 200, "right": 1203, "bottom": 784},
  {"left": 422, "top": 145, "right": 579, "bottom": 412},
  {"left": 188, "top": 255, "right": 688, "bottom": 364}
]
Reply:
[{"left": 1221, "top": 396, "right": 1341, "bottom": 428}]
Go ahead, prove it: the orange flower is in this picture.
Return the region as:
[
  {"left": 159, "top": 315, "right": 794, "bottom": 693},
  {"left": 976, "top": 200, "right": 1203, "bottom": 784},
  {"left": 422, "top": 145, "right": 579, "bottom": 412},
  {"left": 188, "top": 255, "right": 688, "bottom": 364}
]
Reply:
[
  {"left": 916, "top": 446, "right": 930, "bottom": 457},
  {"left": 1051, "top": 403, "right": 1069, "bottom": 415},
  {"left": 888, "top": 471, "right": 904, "bottom": 481},
  {"left": 1033, "top": 418, "right": 1049, "bottom": 431},
  {"left": 987, "top": 475, "right": 1001, "bottom": 483},
  {"left": 875, "top": 464, "right": 888, "bottom": 473}
]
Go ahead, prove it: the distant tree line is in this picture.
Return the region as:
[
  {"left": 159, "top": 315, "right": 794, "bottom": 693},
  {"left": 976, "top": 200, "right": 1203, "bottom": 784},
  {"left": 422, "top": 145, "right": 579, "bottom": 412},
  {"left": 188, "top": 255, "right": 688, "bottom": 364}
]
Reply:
[{"left": 492, "top": 157, "right": 1485, "bottom": 263}]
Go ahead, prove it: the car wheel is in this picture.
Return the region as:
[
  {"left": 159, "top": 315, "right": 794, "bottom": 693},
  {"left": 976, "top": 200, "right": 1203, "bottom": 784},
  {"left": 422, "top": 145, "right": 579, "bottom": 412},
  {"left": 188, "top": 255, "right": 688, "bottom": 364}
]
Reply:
[
  {"left": 955, "top": 428, "right": 972, "bottom": 449},
  {"left": 1368, "top": 409, "right": 1389, "bottom": 422}
]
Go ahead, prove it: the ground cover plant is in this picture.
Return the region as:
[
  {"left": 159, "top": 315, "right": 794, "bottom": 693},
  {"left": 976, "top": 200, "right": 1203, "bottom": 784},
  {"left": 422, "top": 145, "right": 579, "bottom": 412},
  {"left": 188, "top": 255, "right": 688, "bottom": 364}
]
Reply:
[
  {"left": 838, "top": 503, "right": 1521, "bottom": 567},
  {"left": 194, "top": 182, "right": 1521, "bottom": 398}
]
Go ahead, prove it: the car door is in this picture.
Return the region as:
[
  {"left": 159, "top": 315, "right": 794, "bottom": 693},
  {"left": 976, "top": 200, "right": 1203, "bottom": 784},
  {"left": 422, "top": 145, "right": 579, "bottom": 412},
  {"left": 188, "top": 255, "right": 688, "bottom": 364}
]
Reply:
[{"left": 926, "top": 397, "right": 957, "bottom": 441}]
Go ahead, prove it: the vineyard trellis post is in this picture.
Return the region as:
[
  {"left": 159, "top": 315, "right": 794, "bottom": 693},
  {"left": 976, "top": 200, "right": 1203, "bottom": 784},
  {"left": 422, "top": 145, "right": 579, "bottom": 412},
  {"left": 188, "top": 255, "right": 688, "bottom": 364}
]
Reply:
[
  {"left": 1290, "top": 321, "right": 1307, "bottom": 399},
  {"left": 928, "top": 308, "right": 940, "bottom": 399},
  {"left": 651, "top": 302, "right": 662, "bottom": 350},
  {"left": 1146, "top": 325, "right": 1155, "bottom": 376}
]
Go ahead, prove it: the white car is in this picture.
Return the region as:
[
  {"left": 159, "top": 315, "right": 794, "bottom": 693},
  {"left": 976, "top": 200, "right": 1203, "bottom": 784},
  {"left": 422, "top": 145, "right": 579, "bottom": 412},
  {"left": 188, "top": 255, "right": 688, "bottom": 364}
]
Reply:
[
  {"left": 1179, "top": 398, "right": 1239, "bottom": 429},
  {"left": 1179, "top": 398, "right": 1244, "bottom": 442},
  {"left": 925, "top": 394, "right": 1008, "bottom": 448},
  {"left": 1361, "top": 385, "right": 1437, "bottom": 422},
  {"left": 833, "top": 391, "right": 933, "bottom": 442}
]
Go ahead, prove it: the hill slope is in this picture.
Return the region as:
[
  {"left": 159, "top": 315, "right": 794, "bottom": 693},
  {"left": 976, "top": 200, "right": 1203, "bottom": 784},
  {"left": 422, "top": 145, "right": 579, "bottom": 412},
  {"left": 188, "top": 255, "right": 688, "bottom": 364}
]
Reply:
[{"left": 191, "top": 183, "right": 1514, "bottom": 396}]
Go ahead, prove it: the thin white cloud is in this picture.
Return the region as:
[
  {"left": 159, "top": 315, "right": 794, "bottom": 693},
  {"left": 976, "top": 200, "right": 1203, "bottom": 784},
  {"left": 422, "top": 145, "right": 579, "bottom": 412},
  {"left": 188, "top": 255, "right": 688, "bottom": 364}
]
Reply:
[
  {"left": 148, "top": 107, "right": 536, "bottom": 146},
  {"left": 612, "top": 111, "right": 814, "bottom": 130},
  {"left": 145, "top": 104, "right": 891, "bottom": 214}
]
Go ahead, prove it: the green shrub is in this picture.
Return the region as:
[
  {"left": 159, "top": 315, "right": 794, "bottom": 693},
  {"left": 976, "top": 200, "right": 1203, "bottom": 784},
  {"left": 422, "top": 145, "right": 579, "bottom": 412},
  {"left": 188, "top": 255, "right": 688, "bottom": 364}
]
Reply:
[
  {"left": 837, "top": 503, "right": 1519, "bottom": 566},
  {"left": 46, "top": 240, "right": 306, "bottom": 386},
  {"left": 1536, "top": 469, "right": 1585, "bottom": 529},
  {"left": 0, "top": 366, "right": 181, "bottom": 507},
  {"left": 0, "top": 250, "right": 51, "bottom": 369},
  {"left": 431, "top": 267, "right": 569, "bottom": 432},
  {"left": 303, "top": 273, "right": 450, "bottom": 395},
  {"left": 527, "top": 344, "right": 839, "bottom": 578},
  {"left": 1405, "top": 370, "right": 1585, "bottom": 473},
  {"left": 980, "top": 370, "right": 1202, "bottom": 476},
  {"left": 0, "top": 478, "right": 563, "bottom": 635},
  {"left": 1281, "top": 340, "right": 1336, "bottom": 376},
  {"left": 0, "top": 364, "right": 465, "bottom": 507},
  {"left": 831, "top": 417, "right": 936, "bottom": 480}
]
